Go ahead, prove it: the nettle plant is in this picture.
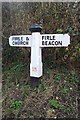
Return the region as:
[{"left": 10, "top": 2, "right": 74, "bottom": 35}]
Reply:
[{"left": 10, "top": 100, "right": 23, "bottom": 110}]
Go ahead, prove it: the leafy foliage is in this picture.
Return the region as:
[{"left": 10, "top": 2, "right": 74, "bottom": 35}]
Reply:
[
  {"left": 49, "top": 99, "right": 61, "bottom": 109},
  {"left": 10, "top": 100, "right": 22, "bottom": 110}
]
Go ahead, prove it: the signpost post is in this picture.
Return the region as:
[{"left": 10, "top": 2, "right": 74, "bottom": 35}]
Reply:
[{"left": 9, "top": 24, "right": 70, "bottom": 78}]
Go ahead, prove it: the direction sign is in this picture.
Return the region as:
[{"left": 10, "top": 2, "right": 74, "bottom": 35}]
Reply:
[
  {"left": 9, "top": 35, "right": 31, "bottom": 47},
  {"left": 41, "top": 34, "right": 70, "bottom": 47},
  {"left": 9, "top": 24, "right": 70, "bottom": 78}
]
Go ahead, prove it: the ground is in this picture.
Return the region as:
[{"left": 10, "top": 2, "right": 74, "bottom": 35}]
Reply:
[{"left": 2, "top": 62, "right": 79, "bottom": 119}]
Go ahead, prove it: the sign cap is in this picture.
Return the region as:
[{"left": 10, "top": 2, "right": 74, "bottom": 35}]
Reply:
[{"left": 29, "top": 24, "right": 42, "bottom": 33}]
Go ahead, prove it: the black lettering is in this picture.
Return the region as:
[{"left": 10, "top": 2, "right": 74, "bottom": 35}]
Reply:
[
  {"left": 48, "top": 41, "right": 52, "bottom": 45},
  {"left": 42, "top": 41, "right": 44, "bottom": 45},
  {"left": 47, "top": 36, "right": 49, "bottom": 40},
  {"left": 26, "top": 37, "right": 29, "bottom": 40},
  {"left": 49, "top": 36, "right": 55, "bottom": 40},
  {"left": 15, "top": 41, "right": 19, "bottom": 45},
  {"left": 21, "top": 37, "right": 23, "bottom": 40},
  {"left": 55, "top": 41, "right": 58, "bottom": 45},
  {"left": 52, "top": 41, "right": 54, "bottom": 45},
  {"left": 42, "top": 36, "right": 56, "bottom": 41},
  {"left": 58, "top": 41, "right": 62, "bottom": 45},
  {"left": 26, "top": 41, "right": 28, "bottom": 45},
  {"left": 12, "top": 37, "right": 20, "bottom": 41},
  {"left": 55, "top": 41, "right": 62, "bottom": 45},
  {"left": 12, "top": 40, "right": 29, "bottom": 45},
  {"left": 23, "top": 41, "right": 25, "bottom": 45},
  {"left": 53, "top": 36, "right": 55, "bottom": 40},
  {"left": 50, "top": 36, "right": 52, "bottom": 40},
  {"left": 45, "top": 41, "right": 47, "bottom": 45},
  {"left": 42, "top": 40, "right": 62, "bottom": 46},
  {"left": 20, "top": 41, "right": 22, "bottom": 44},
  {"left": 12, "top": 41, "right": 15, "bottom": 45},
  {"left": 42, "top": 36, "right": 44, "bottom": 40}
]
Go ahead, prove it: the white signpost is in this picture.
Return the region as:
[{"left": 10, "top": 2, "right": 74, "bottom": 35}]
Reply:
[{"left": 9, "top": 24, "right": 70, "bottom": 78}]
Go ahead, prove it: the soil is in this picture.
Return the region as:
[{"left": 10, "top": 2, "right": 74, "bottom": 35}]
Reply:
[{"left": 2, "top": 64, "right": 79, "bottom": 119}]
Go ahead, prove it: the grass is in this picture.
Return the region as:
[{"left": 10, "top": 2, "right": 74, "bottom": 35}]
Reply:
[
  {"left": 34, "top": 81, "right": 49, "bottom": 93},
  {"left": 53, "top": 73, "right": 62, "bottom": 81},
  {"left": 2, "top": 62, "right": 79, "bottom": 118},
  {"left": 61, "top": 86, "right": 70, "bottom": 94}
]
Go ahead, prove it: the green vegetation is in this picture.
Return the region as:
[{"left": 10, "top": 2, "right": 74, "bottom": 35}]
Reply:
[
  {"left": 56, "top": 28, "right": 63, "bottom": 33},
  {"left": 34, "top": 81, "right": 49, "bottom": 93},
  {"left": 61, "top": 86, "right": 70, "bottom": 94},
  {"left": 2, "top": 2, "right": 79, "bottom": 118},
  {"left": 2, "top": 61, "right": 79, "bottom": 118},
  {"left": 10, "top": 100, "right": 23, "bottom": 110},
  {"left": 60, "top": 105, "right": 73, "bottom": 116},
  {"left": 49, "top": 99, "right": 61, "bottom": 109},
  {"left": 53, "top": 73, "right": 62, "bottom": 81}
]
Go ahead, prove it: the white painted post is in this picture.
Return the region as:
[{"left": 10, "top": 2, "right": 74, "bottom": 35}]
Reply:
[
  {"left": 9, "top": 24, "right": 70, "bottom": 78},
  {"left": 29, "top": 24, "right": 42, "bottom": 78}
]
